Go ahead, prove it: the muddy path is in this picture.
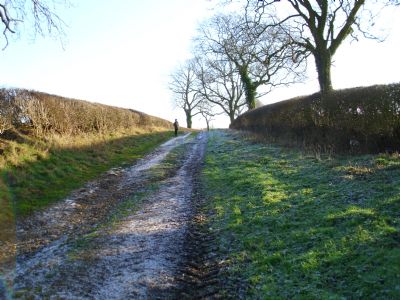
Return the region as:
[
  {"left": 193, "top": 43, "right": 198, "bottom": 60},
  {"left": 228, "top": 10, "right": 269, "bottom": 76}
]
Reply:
[{"left": 1, "top": 131, "right": 221, "bottom": 299}]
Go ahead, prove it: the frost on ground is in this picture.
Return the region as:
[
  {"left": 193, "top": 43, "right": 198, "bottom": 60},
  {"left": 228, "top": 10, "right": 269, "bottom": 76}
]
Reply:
[{"left": 2, "top": 132, "right": 208, "bottom": 299}]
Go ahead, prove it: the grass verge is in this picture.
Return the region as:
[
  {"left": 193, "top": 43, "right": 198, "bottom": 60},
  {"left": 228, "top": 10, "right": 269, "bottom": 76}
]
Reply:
[
  {"left": 1, "top": 129, "right": 176, "bottom": 217},
  {"left": 202, "top": 130, "right": 400, "bottom": 299}
]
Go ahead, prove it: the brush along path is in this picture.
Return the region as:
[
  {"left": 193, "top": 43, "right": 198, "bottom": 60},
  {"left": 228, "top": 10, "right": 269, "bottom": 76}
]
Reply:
[{"left": 6, "top": 132, "right": 219, "bottom": 299}]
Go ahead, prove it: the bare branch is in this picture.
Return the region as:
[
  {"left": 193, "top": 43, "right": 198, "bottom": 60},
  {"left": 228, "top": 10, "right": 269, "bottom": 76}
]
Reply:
[
  {"left": 169, "top": 59, "right": 204, "bottom": 128},
  {"left": 253, "top": 0, "right": 399, "bottom": 93},
  {"left": 0, "top": 0, "right": 69, "bottom": 49},
  {"left": 196, "top": 11, "right": 306, "bottom": 109},
  {"left": 193, "top": 54, "right": 246, "bottom": 123}
]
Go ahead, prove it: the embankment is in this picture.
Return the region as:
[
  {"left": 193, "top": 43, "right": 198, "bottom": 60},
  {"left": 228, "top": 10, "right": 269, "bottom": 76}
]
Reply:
[{"left": 0, "top": 89, "right": 175, "bottom": 273}]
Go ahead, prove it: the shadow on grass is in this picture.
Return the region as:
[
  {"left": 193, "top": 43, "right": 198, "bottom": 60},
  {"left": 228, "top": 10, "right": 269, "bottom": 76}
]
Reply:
[{"left": 203, "top": 130, "right": 400, "bottom": 298}]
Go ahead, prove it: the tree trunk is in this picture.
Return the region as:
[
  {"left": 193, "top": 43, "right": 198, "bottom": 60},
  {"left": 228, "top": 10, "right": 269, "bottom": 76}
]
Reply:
[
  {"left": 315, "top": 50, "right": 333, "bottom": 95},
  {"left": 238, "top": 66, "right": 257, "bottom": 110},
  {"left": 229, "top": 112, "right": 235, "bottom": 125},
  {"left": 244, "top": 85, "right": 256, "bottom": 110},
  {"left": 185, "top": 111, "right": 192, "bottom": 129}
]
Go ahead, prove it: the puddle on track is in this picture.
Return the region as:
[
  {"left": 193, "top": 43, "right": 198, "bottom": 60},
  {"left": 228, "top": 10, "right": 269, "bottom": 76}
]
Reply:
[{"left": 3, "top": 132, "right": 208, "bottom": 299}]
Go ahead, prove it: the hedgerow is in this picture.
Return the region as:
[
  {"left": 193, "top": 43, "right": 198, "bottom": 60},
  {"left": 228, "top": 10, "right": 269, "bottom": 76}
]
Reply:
[
  {"left": 231, "top": 84, "right": 400, "bottom": 153},
  {"left": 0, "top": 88, "right": 172, "bottom": 137}
]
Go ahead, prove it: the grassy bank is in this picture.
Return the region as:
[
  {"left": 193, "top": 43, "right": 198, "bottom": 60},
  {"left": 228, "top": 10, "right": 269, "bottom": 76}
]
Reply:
[
  {"left": 202, "top": 130, "right": 400, "bottom": 299},
  {"left": 0, "top": 129, "right": 175, "bottom": 217}
]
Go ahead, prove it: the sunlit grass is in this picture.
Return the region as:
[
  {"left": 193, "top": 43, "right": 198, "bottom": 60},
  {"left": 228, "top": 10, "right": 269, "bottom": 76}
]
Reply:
[{"left": 202, "top": 130, "right": 400, "bottom": 299}]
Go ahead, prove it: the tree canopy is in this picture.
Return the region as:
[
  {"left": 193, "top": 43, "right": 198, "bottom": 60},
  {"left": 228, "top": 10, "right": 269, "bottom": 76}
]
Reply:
[
  {"left": 194, "top": 56, "right": 247, "bottom": 123},
  {"left": 250, "top": 0, "right": 398, "bottom": 93},
  {"left": 169, "top": 60, "right": 204, "bottom": 128},
  {"left": 197, "top": 13, "right": 304, "bottom": 109}
]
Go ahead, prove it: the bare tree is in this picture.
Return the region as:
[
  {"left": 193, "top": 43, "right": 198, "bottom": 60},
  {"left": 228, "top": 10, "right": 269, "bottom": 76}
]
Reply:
[
  {"left": 197, "top": 13, "right": 305, "bottom": 109},
  {"left": 250, "top": 0, "right": 399, "bottom": 94},
  {"left": 0, "top": 0, "right": 69, "bottom": 49},
  {"left": 194, "top": 56, "right": 247, "bottom": 124},
  {"left": 169, "top": 59, "right": 203, "bottom": 128},
  {"left": 197, "top": 99, "right": 216, "bottom": 131}
]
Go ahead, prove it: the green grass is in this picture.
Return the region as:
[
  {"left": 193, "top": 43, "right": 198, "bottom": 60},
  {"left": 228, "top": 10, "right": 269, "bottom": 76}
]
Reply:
[
  {"left": 202, "top": 130, "right": 400, "bottom": 299},
  {"left": 1, "top": 130, "right": 176, "bottom": 216},
  {"left": 0, "top": 177, "right": 14, "bottom": 265}
]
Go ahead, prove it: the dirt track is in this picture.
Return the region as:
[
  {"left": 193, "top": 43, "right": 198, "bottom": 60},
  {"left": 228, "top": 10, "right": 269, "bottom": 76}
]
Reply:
[{"left": 1, "top": 132, "right": 222, "bottom": 299}]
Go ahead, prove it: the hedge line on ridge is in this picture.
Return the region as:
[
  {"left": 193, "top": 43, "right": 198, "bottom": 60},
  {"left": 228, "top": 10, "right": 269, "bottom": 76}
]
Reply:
[
  {"left": 230, "top": 84, "right": 400, "bottom": 153},
  {"left": 0, "top": 89, "right": 172, "bottom": 136}
]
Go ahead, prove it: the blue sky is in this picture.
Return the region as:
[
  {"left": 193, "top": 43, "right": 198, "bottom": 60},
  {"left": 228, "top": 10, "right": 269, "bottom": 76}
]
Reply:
[{"left": 0, "top": 1, "right": 399, "bottom": 128}]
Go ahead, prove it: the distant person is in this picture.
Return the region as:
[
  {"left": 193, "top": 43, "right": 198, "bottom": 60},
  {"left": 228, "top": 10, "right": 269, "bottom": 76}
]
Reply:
[{"left": 173, "top": 119, "right": 179, "bottom": 137}]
